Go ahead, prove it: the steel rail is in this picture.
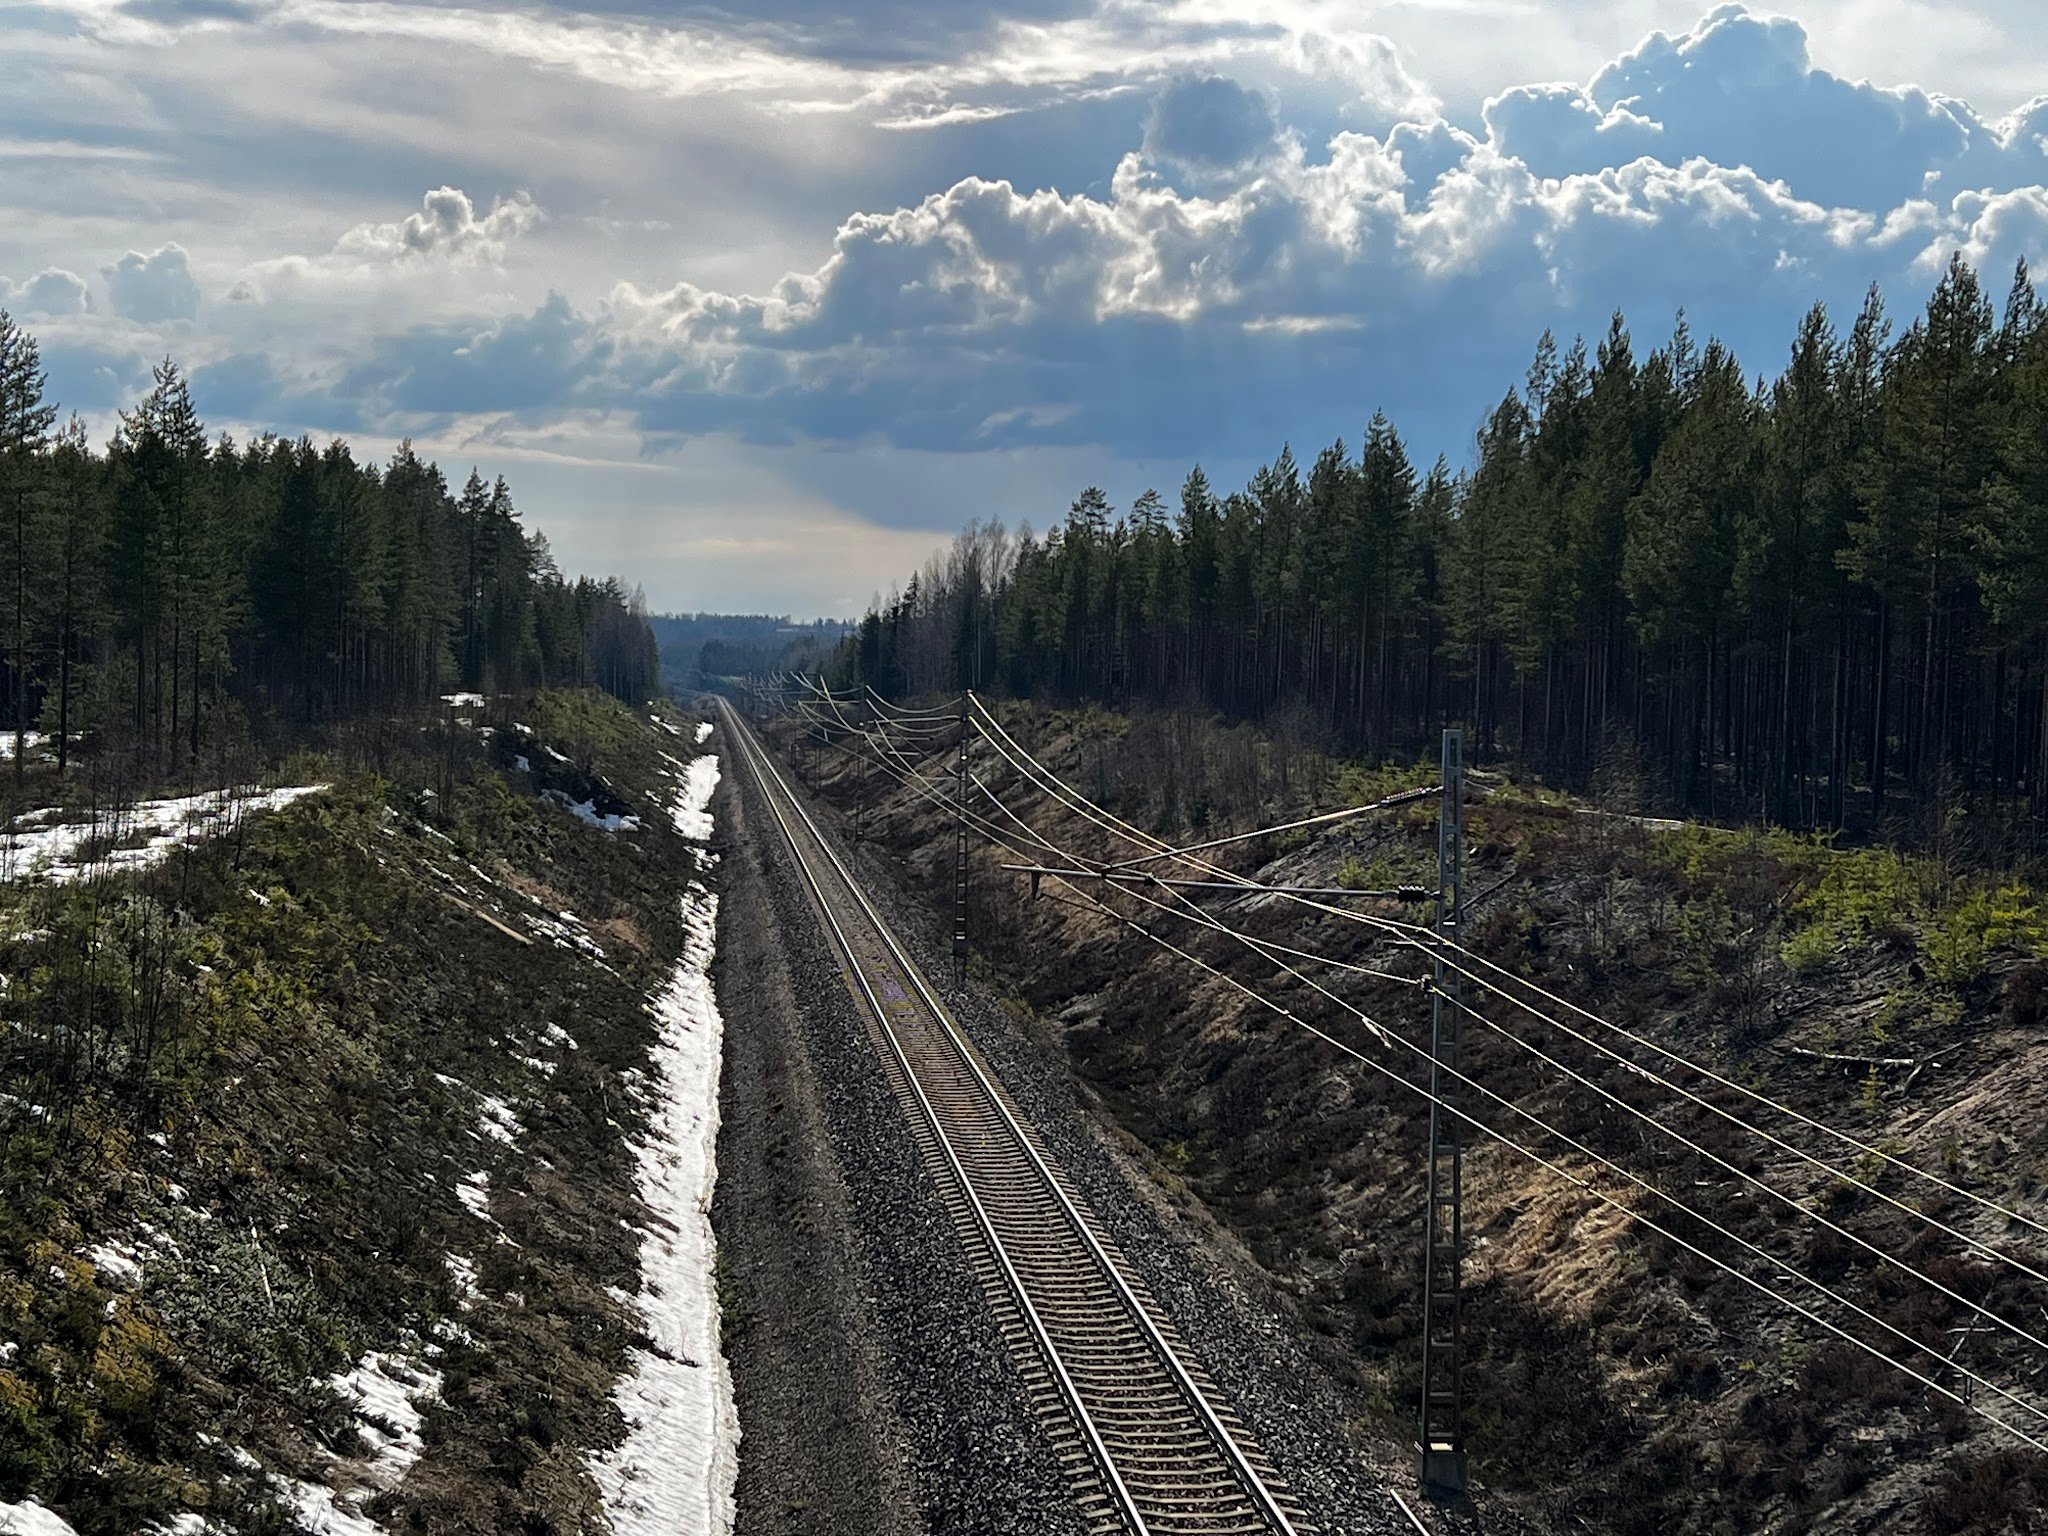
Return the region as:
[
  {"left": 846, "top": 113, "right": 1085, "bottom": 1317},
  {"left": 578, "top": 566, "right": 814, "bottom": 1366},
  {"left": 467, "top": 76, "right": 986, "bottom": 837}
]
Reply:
[
  {"left": 721, "top": 699, "right": 1303, "bottom": 1535},
  {"left": 723, "top": 700, "right": 1148, "bottom": 1531}
]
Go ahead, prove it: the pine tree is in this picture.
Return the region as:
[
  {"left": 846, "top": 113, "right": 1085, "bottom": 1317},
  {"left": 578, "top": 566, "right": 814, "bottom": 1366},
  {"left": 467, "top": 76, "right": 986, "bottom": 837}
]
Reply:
[
  {"left": 1358, "top": 412, "right": 1417, "bottom": 746},
  {"left": 1846, "top": 254, "right": 1994, "bottom": 793},
  {"left": 44, "top": 417, "right": 105, "bottom": 772},
  {"left": 0, "top": 311, "right": 58, "bottom": 775},
  {"left": 1445, "top": 392, "right": 1529, "bottom": 758},
  {"left": 109, "top": 359, "right": 207, "bottom": 756},
  {"left": 1977, "top": 265, "right": 2048, "bottom": 814},
  {"left": 1624, "top": 341, "right": 1757, "bottom": 806},
  {"left": 383, "top": 442, "right": 456, "bottom": 696}
]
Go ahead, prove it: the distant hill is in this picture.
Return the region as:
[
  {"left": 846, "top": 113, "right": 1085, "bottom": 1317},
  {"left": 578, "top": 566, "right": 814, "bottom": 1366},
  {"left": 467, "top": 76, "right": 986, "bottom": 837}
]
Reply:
[{"left": 649, "top": 613, "right": 855, "bottom": 691}]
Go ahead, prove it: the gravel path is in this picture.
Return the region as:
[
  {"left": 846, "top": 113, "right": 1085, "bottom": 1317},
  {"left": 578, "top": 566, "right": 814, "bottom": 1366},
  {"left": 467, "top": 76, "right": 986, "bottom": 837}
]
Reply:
[{"left": 710, "top": 760, "right": 1086, "bottom": 1536}]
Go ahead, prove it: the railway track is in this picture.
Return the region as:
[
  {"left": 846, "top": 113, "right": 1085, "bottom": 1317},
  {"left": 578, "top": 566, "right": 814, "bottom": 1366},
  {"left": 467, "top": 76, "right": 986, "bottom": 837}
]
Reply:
[{"left": 721, "top": 699, "right": 1310, "bottom": 1536}]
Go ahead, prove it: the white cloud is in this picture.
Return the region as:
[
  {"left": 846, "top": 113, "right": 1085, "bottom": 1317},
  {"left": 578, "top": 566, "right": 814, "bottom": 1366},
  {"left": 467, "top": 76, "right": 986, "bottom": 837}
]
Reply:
[
  {"left": 219, "top": 187, "right": 550, "bottom": 315},
  {"left": 101, "top": 244, "right": 199, "bottom": 321},
  {"left": 1480, "top": 5, "right": 2048, "bottom": 208},
  {"left": 1948, "top": 185, "right": 2048, "bottom": 273},
  {"left": 335, "top": 186, "right": 544, "bottom": 264},
  {"left": 3, "top": 267, "right": 91, "bottom": 315},
  {"left": 123, "top": 10, "right": 2048, "bottom": 473},
  {"left": 30, "top": 0, "right": 1440, "bottom": 130}
]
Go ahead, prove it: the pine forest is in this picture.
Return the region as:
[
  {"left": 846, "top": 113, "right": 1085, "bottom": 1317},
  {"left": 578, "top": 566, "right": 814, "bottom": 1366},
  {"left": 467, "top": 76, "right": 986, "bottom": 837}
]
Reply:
[
  {"left": 0, "top": 317, "right": 661, "bottom": 779},
  {"left": 836, "top": 255, "right": 2048, "bottom": 839}
]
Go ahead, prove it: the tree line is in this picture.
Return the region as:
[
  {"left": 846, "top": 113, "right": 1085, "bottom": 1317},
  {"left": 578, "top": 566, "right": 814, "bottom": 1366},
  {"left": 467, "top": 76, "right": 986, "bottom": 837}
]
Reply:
[
  {"left": 0, "top": 316, "right": 660, "bottom": 775},
  {"left": 832, "top": 254, "right": 2048, "bottom": 836}
]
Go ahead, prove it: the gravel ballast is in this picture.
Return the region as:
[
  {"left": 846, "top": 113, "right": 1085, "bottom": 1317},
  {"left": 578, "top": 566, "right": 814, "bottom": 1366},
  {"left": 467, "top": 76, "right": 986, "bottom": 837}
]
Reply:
[
  {"left": 710, "top": 755, "right": 1086, "bottom": 1536},
  {"left": 743, "top": 725, "right": 1459, "bottom": 1536}
]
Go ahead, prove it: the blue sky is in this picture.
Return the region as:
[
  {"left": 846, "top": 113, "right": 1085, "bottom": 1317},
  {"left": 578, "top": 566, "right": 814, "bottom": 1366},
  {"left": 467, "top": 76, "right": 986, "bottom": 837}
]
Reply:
[{"left": 5, "top": 0, "right": 2046, "bottom": 615}]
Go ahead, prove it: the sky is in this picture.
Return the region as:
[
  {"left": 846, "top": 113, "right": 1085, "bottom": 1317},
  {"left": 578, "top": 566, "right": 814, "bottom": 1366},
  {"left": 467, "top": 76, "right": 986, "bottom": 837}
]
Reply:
[{"left": 5, "top": 0, "right": 2046, "bottom": 617}]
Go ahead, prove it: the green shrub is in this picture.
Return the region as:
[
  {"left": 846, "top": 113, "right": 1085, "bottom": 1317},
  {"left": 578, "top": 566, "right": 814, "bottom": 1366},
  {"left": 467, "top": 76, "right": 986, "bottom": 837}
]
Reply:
[
  {"left": 1780, "top": 923, "right": 1836, "bottom": 976},
  {"left": 1924, "top": 882, "right": 2048, "bottom": 988}
]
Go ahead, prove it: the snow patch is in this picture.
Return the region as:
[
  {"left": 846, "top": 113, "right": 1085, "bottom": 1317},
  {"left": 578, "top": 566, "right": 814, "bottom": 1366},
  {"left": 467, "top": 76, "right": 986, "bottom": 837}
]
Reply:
[
  {"left": 86, "top": 1242, "right": 143, "bottom": 1285},
  {"left": 1, "top": 786, "right": 328, "bottom": 886},
  {"left": 0, "top": 732, "right": 46, "bottom": 763},
  {"left": 476, "top": 1095, "right": 520, "bottom": 1146},
  {"left": 279, "top": 1352, "right": 440, "bottom": 1534},
  {"left": 529, "top": 909, "right": 606, "bottom": 960},
  {"left": 287, "top": 1481, "right": 387, "bottom": 1536},
  {"left": 456, "top": 1170, "right": 492, "bottom": 1223},
  {"left": 331, "top": 1352, "right": 440, "bottom": 1484},
  {"left": 694, "top": 721, "right": 713, "bottom": 744},
  {"left": 0, "top": 1500, "right": 82, "bottom": 1536},
  {"left": 542, "top": 789, "right": 641, "bottom": 832},
  {"left": 669, "top": 756, "right": 718, "bottom": 844},
  {"left": 588, "top": 757, "right": 736, "bottom": 1536}
]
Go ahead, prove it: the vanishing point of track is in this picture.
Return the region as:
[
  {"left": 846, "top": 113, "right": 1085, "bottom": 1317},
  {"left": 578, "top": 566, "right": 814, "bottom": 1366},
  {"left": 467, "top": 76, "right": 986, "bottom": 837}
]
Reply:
[{"left": 720, "top": 700, "right": 1310, "bottom": 1536}]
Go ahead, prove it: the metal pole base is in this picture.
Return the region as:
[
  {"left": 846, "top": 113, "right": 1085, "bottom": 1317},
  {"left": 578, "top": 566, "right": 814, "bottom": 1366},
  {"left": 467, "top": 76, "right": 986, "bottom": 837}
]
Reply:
[{"left": 1420, "top": 1445, "right": 1468, "bottom": 1498}]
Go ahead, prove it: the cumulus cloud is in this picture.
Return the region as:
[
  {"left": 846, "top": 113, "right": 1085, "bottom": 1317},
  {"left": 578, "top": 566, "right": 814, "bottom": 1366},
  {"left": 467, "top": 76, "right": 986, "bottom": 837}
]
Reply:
[
  {"left": 537, "top": 10, "right": 2048, "bottom": 460},
  {"left": 376, "top": 76, "right": 2040, "bottom": 461},
  {"left": 1482, "top": 5, "right": 2048, "bottom": 208},
  {"left": 28, "top": 5, "right": 2048, "bottom": 486},
  {"left": 2, "top": 267, "right": 91, "bottom": 315},
  {"left": 101, "top": 243, "right": 199, "bottom": 321},
  {"left": 335, "top": 186, "right": 543, "bottom": 264}
]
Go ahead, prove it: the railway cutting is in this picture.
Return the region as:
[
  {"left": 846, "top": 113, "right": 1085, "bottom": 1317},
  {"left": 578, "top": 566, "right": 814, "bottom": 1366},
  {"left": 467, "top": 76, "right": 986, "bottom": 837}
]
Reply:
[{"left": 721, "top": 699, "right": 1312, "bottom": 1536}]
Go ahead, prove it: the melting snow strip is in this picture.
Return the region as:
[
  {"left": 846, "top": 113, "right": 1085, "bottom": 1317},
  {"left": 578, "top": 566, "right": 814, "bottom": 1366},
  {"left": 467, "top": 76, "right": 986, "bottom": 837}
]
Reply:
[
  {"left": 456, "top": 1171, "right": 493, "bottom": 1224},
  {"left": 476, "top": 1096, "right": 520, "bottom": 1146},
  {"left": 0, "top": 786, "right": 328, "bottom": 886},
  {"left": 670, "top": 756, "right": 718, "bottom": 845},
  {"left": 588, "top": 757, "right": 736, "bottom": 1536}
]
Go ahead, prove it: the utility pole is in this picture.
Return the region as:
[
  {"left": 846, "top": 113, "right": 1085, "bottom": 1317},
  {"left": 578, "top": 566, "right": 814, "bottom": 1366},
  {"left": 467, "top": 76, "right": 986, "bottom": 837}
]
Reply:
[
  {"left": 855, "top": 692, "right": 870, "bottom": 846},
  {"left": 1420, "top": 727, "right": 1467, "bottom": 1498},
  {"left": 953, "top": 690, "right": 970, "bottom": 987}
]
